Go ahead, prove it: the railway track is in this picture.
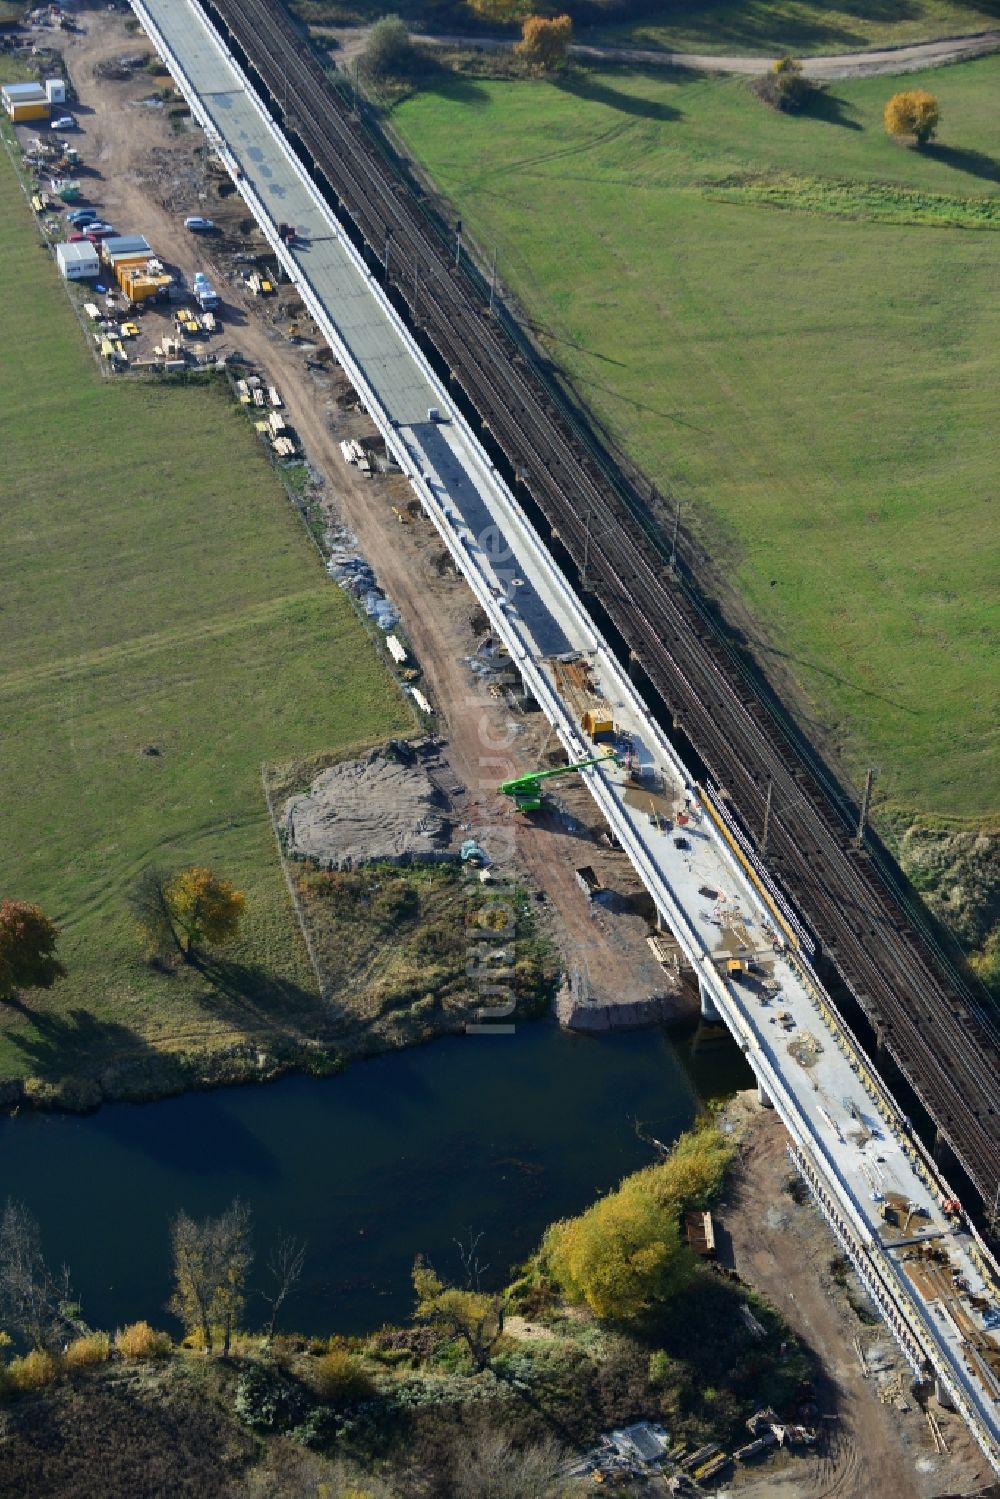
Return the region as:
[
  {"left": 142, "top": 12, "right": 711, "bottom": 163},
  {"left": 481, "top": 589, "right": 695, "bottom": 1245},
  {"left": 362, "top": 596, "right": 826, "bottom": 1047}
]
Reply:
[{"left": 201, "top": 0, "right": 1000, "bottom": 1209}]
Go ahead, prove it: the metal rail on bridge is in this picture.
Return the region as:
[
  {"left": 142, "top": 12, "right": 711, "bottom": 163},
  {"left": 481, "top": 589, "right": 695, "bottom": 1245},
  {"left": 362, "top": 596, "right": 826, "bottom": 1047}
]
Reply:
[{"left": 128, "top": 1, "right": 1000, "bottom": 1467}]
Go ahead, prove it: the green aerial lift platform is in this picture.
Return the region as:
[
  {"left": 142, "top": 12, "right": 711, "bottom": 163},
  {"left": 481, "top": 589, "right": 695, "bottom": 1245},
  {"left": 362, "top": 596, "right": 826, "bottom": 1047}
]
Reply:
[{"left": 499, "top": 751, "right": 618, "bottom": 813}]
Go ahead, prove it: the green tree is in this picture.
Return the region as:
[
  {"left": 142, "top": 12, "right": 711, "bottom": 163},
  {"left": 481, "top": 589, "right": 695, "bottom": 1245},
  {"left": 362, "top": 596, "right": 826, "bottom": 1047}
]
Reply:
[
  {"left": 644, "top": 1119, "right": 735, "bottom": 1214},
  {"left": 884, "top": 89, "right": 939, "bottom": 146},
  {"left": 163, "top": 866, "right": 245, "bottom": 958},
  {"left": 754, "top": 55, "right": 810, "bottom": 112},
  {"left": 0, "top": 901, "right": 65, "bottom": 1003},
  {"left": 542, "top": 1123, "right": 732, "bottom": 1320},
  {"left": 412, "top": 1257, "right": 505, "bottom": 1369},
  {"left": 359, "top": 15, "right": 416, "bottom": 81}
]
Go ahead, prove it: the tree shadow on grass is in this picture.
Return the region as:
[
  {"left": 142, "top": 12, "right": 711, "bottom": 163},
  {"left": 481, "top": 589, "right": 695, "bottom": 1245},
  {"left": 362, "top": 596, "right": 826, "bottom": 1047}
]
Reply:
[
  {"left": 643, "top": 1269, "right": 825, "bottom": 1431},
  {"left": 798, "top": 88, "right": 862, "bottom": 131},
  {"left": 633, "top": 0, "right": 928, "bottom": 55},
  {"left": 420, "top": 69, "right": 493, "bottom": 106},
  {"left": 554, "top": 68, "right": 682, "bottom": 123},
  {"left": 3, "top": 997, "right": 160, "bottom": 1088},
  {"left": 188, "top": 952, "right": 324, "bottom": 1029},
  {"left": 925, "top": 141, "right": 1000, "bottom": 184}
]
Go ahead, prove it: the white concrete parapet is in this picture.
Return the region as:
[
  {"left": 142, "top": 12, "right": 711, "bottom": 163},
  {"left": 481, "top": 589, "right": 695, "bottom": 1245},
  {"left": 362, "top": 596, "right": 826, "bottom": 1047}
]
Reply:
[{"left": 130, "top": 1, "right": 1000, "bottom": 1469}]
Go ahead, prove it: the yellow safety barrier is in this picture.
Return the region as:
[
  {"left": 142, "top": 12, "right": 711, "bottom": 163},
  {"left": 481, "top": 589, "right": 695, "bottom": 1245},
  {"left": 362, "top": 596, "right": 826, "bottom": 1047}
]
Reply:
[{"left": 698, "top": 788, "right": 800, "bottom": 950}]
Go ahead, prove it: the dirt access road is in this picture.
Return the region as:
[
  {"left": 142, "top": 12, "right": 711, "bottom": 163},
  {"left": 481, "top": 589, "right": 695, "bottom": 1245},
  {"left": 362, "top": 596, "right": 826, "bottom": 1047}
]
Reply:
[
  {"left": 323, "top": 23, "right": 1000, "bottom": 78},
  {"left": 57, "top": 10, "right": 681, "bottom": 1021},
  {"left": 569, "top": 28, "right": 1000, "bottom": 78},
  {"left": 716, "top": 1098, "right": 995, "bottom": 1499}
]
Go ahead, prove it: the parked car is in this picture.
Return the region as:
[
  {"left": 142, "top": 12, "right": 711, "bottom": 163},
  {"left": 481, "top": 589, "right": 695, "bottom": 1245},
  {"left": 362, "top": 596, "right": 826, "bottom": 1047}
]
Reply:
[
  {"left": 67, "top": 208, "right": 97, "bottom": 225},
  {"left": 67, "top": 232, "right": 89, "bottom": 243},
  {"left": 84, "top": 222, "right": 115, "bottom": 238},
  {"left": 51, "top": 115, "right": 75, "bottom": 130},
  {"left": 184, "top": 215, "right": 216, "bottom": 232}
]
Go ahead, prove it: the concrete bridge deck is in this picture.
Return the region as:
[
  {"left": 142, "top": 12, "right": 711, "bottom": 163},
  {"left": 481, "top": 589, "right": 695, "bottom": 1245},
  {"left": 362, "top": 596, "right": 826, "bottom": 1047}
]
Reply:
[{"left": 133, "top": 0, "right": 1000, "bottom": 1466}]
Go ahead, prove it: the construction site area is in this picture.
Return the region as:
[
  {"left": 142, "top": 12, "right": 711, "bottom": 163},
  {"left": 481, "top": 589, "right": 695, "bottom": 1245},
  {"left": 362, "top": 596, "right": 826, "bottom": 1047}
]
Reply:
[
  {"left": 2, "top": 7, "right": 999, "bottom": 1497},
  {"left": 2, "top": 0, "right": 699, "bottom": 1033}
]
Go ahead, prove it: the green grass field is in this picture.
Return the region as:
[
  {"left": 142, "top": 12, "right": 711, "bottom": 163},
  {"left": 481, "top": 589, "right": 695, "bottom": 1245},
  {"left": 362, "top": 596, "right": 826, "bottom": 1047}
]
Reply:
[
  {"left": 394, "top": 56, "right": 1000, "bottom": 821},
  {"left": 585, "top": 0, "right": 1000, "bottom": 56},
  {"left": 0, "top": 141, "right": 410, "bottom": 1094}
]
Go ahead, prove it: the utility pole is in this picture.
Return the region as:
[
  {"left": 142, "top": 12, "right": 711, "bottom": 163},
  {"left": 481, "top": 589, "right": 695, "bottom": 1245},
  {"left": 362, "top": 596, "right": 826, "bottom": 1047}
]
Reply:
[
  {"left": 582, "top": 509, "right": 591, "bottom": 586},
  {"left": 383, "top": 224, "right": 392, "bottom": 280},
  {"left": 669, "top": 498, "right": 681, "bottom": 576},
  {"left": 488, "top": 245, "right": 497, "bottom": 315},
  {"left": 455, "top": 219, "right": 462, "bottom": 269},
  {"left": 413, "top": 257, "right": 419, "bottom": 307},
  {"left": 856, "top": 767, "right": 875, "bottom": 846},
  {"left": 761, "top": 778, "right": 773, "bottom": 855}
]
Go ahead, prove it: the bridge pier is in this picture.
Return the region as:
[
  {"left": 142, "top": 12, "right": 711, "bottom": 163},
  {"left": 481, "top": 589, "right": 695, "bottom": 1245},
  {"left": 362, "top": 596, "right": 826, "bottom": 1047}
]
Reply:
[
  {"left": 756, "top": 1080, "right": 774, "bottom": 1109},
  {"left": 935, "top": 1376, "right": 956, "bottom": 1411},
  {"left": 699, "top": 976, "right": 721, "bottom": 1023}
]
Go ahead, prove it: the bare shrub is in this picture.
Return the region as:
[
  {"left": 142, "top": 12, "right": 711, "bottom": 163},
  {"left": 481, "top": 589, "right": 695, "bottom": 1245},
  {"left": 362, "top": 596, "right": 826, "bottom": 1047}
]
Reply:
[
  {"left": 449, "top": 1427, "right": 569, "bottom": 1498},
  {"left": 752, "top": 55, "right": 812, "bottom": 113}
]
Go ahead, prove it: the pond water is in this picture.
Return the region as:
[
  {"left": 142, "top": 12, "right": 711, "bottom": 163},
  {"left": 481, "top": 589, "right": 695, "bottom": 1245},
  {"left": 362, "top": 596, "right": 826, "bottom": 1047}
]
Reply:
[{"left": 0, "top": 1019, "right": 751, "bottom": 1337}]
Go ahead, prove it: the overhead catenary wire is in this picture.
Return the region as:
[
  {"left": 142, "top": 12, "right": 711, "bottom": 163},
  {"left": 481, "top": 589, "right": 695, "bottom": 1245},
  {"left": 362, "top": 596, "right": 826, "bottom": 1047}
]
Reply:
[{"left": 201, "top": 0, "right": 1000, "bottom": 1209}]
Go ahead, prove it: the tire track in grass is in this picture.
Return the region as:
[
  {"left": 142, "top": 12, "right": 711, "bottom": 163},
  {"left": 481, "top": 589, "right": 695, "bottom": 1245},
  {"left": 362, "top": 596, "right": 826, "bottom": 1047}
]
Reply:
[{"left": 0, "top": 588, "right": 333, "bottom": 699}]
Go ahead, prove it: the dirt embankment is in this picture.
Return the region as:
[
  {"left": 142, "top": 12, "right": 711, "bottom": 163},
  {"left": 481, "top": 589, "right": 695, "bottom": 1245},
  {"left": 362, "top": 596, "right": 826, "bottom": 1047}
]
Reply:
[
  {"left": 716, "top": 1096, "right": 995, "bottom": 1499},
  {"left": 896, "top": 823, "right": 1000, "bottom": 954}
]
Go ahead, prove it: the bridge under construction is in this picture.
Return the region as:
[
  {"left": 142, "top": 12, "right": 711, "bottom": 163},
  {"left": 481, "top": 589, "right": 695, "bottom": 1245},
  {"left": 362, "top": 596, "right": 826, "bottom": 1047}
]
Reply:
[{"left": 131, "top": 0, "right": 1000, "bottom": 1468}]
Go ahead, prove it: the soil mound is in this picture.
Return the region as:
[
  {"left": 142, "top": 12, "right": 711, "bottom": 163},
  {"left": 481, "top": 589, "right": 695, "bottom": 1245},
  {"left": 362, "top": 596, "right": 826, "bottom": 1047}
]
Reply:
[{"left": 283, "top": 745, "right": 453, "bottom": 868}]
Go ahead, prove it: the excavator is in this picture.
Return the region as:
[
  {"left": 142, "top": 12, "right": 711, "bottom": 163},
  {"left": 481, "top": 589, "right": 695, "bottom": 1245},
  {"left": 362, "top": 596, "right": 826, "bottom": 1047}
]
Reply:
[{"left": 499, "top": 751, "right": 618, "bottom": 813}]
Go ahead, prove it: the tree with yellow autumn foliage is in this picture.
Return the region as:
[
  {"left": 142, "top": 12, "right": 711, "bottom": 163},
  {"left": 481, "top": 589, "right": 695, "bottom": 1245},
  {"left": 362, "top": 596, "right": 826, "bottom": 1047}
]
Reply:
[
  {"left": 170, "top": 1199, "right": 253, "bottom": 1357},
  {"left": 515, "top": 14, "right": 572, "bottom": 72},
  {"left": 884, "top": 89, "right": 939, "bottom": 146},
  {"left": 163, "top": 866, "right": 246, "bottom": 958},
  {"left": 543, "top": 1174, "right": 691, "bottom": 1320},
  {"left": 542, "top": 1121, "right": 733, "bottom": 1321},
  {"left": 412, "top": 1257, "right": 506, "bottom": 1368}
]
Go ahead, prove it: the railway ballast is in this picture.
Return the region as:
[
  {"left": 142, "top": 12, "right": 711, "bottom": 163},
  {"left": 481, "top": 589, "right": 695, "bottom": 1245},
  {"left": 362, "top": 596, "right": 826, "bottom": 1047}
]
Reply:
[{"left": 204, "top": 0, "right": 1000, "bottom": 1212}]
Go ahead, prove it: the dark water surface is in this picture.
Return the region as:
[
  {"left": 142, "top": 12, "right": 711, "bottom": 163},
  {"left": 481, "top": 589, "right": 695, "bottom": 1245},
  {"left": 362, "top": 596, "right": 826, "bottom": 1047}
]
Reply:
[{"left": 0, "top": 1019, "right": 751, "bottom": 1335}]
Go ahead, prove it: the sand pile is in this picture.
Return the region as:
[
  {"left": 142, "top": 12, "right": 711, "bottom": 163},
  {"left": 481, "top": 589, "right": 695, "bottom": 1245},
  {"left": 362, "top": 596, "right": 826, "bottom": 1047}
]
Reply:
[{"left": 282, "top": 745, "right": 453, "bottom": 868}]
